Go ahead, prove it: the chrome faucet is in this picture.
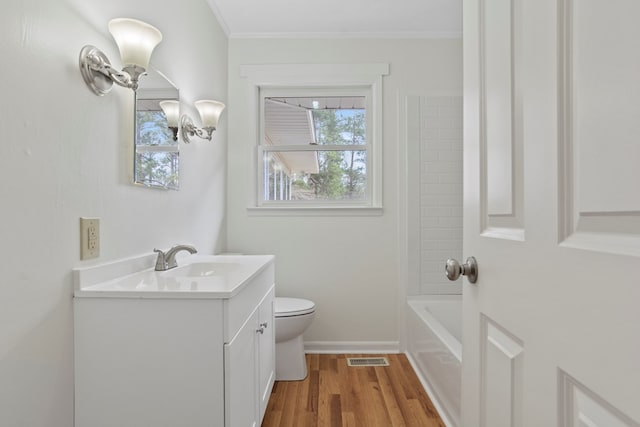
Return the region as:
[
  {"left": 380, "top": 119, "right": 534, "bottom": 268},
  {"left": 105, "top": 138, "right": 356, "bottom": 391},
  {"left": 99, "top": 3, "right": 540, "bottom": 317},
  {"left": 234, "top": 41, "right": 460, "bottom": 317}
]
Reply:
[{"left": 153, "top": 245, "right": 198, "bottom": 271}]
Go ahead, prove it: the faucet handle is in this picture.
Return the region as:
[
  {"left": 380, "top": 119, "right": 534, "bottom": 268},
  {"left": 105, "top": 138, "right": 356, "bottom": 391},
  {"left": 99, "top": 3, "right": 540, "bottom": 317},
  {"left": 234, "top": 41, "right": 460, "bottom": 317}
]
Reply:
[{"left": 153, "top": 248, "right": 167, "bottom": 271}]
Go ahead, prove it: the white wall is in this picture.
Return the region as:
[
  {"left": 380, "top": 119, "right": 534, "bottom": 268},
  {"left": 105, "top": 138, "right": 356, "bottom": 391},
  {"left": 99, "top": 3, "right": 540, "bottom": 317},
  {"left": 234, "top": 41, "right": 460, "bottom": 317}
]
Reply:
[
  {"left": 227, "top": 38, "right": 462, "bottom": 348},
  {"left": 0, "top": 1, "right": 227, "bottom": 425}
]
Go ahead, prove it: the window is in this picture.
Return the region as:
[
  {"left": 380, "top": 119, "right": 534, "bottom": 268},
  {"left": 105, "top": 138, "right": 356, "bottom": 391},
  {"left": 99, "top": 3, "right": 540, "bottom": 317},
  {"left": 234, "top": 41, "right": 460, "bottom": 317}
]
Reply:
[
  {"left": 135, "top": 107, "right": 179, "bottom": 189},
  {"left": 241, "top": 63, "right": 388, "bottom": 214},
  {"left": 260, "top": 91, "right": 369, "bottom": 204}
]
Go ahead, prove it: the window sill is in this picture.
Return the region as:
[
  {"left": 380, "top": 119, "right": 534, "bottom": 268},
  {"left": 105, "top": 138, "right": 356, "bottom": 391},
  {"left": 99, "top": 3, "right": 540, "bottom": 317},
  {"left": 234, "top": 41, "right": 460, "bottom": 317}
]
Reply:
[{"left": 246, "top": 206, "right": 383, "bottom": 217}]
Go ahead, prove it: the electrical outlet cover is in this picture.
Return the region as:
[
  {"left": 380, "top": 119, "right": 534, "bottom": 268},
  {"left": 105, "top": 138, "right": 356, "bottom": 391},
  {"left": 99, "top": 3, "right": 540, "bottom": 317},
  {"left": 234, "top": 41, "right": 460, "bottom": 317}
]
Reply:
[{"left": 80, "top": 217, "right": 100, "bottom": 260}]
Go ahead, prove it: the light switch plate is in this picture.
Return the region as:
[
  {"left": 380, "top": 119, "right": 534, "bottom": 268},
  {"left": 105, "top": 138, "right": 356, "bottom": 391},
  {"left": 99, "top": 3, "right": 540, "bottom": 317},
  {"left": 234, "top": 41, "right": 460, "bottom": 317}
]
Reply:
[{"left": 80, "top": 217, "right": 100, "bottom": 260}]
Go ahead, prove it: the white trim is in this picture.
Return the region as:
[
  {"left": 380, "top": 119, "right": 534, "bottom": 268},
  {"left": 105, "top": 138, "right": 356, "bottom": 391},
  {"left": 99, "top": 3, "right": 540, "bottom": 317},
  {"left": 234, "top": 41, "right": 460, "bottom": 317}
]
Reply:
[
  {"left": 397, "top": 93, "right": 414, "bottom": 353},
  {"left": 135, "top": 145, "right": 179, "bottom": 153},
  {"left": 240, "top": 63, "right": 389, "bottom": 88},
  {"left": 204, "top": 0, "right": 231, "bottom": 37},
  {"left": 230, "top": 31, "right": 462, "bottom": 40},
  {"left": 247, "top": 206, "right": 383, "bottom": 217},
  {"left": 304, "top": 341, "right": 400, "bottom": 354},
  {"left": 262, "top": 144, "right": 367, "bottom": 153}
]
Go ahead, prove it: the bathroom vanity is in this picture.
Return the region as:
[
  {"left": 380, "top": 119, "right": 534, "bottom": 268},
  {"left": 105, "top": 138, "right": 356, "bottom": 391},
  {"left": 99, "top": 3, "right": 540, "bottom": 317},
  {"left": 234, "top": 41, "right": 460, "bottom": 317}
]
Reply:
[{"left": 73, "top": 254, "right": 275, "bottom": 427}]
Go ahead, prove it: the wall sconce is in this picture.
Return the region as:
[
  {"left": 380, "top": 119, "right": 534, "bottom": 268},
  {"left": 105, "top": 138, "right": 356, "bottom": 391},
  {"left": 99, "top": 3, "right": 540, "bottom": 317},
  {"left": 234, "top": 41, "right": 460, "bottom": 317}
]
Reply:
[
  {"left": 159, "top": 100, "right": 180, "bottom": 141},
  {"left": 79, "top": 18, "right": 162, "bottom": 95},
  {"left": 180, "top": 100, "right": 226, "bottom": 143},
  {"left": 158, "top": 100, "right": 225, "bottom": 143}
]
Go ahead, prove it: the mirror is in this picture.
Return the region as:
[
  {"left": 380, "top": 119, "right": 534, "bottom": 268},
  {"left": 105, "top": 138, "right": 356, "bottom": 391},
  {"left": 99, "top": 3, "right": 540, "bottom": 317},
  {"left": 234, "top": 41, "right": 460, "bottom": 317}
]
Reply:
[{"left": 134, "top": 67, "right": 179, "bottom": 190}]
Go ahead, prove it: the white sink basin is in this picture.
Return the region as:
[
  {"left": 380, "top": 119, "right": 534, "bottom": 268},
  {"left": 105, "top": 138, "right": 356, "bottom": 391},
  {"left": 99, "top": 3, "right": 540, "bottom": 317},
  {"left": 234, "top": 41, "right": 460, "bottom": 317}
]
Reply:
[
  {"left": 73, "top": 254, "right": 274, "bottom": 299},
  {"left": 161, "top": 262, "right": 243, "bottom": 277}
]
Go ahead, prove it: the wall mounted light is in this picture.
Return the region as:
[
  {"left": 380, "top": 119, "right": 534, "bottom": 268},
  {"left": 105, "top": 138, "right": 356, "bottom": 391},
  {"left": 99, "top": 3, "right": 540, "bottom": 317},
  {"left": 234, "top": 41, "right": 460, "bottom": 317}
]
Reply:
[
  {"left": 79, "top": 18, "right": 162, "bottom": 95},
  {"left": 159, "top": 100, "right": 180, "bottom": 141},
  {"left": 180, "top": 100, "right": 225, "bottom": 143}
]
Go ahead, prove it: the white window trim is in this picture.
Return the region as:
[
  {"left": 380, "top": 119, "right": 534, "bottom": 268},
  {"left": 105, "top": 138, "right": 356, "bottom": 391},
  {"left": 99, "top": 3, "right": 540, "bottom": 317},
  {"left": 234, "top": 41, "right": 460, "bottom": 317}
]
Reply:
[{"left": 240, "top": 63, "right": 389, "bottom": 216}]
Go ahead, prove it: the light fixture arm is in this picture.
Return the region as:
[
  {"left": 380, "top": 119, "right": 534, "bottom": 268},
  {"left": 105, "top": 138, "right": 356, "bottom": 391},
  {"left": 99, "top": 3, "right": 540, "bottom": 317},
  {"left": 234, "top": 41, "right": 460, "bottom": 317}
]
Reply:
[
  {"left": 180, "top": 114, "right": 215, "bottom": 143},
  {"left": 79, "top": 45, "right": 146, "bottom": 95},
  {"left": 85, "top": 48, "right": 145, "bottom": 89},
  {"left": 168, "top": 126, "right": 179, "bottom": 142}
]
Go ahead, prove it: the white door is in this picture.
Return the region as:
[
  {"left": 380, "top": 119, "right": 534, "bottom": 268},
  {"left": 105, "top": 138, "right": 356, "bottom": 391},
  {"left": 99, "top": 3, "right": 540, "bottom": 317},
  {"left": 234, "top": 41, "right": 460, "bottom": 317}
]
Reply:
[{"left": 462, "top": 0, "right": 640, "bottom": 426}]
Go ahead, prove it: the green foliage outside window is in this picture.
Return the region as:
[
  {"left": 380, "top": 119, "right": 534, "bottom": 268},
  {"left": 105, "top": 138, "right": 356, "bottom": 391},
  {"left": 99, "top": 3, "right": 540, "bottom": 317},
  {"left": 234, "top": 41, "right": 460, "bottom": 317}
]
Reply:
[
  {"left": 135, "top": 111, "right": 179, "bottom": 189},
  {"left": 300, "top": 109, "right": 367, "bottom": 200}
]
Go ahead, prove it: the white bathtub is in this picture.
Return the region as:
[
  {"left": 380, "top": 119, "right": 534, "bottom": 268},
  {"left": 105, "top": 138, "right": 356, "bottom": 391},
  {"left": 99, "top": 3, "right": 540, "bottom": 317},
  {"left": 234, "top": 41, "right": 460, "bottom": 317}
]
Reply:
[{"left": 407, "top": 295, "right": 462, "bottom": 427}]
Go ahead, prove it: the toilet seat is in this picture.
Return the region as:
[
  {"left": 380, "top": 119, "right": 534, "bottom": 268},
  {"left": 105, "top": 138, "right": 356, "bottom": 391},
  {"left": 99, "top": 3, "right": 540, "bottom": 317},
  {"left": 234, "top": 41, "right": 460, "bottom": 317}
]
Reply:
[{"left": 275, "top": 297, "right": 315, "bottom": 317}]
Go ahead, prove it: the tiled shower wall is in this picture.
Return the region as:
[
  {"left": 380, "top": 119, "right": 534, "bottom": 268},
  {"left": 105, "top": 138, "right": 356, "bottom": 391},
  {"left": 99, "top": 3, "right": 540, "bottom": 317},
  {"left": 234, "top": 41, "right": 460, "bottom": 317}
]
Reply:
[{"left": 419, "top": 96, "right": 463, "bottom": 295}]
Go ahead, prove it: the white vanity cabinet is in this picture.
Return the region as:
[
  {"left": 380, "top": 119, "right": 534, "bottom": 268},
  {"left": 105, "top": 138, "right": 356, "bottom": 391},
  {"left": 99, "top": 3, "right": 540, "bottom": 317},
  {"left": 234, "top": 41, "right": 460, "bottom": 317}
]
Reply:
[
  {"left": 257, "top": 287, "right": 275, "bottom": 419},
  {"left": 73, "top": 255, "right": 275, "bottom": 427},
  {"left": 224, "top": 286, "right": 275, "bottom": 427}
]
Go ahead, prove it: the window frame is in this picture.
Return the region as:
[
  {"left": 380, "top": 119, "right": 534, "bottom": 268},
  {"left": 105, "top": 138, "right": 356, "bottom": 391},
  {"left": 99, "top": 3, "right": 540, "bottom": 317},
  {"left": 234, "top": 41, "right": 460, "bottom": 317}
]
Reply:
[
  {"left": 240, "top": 63, "right": 389, "bottom": 216},
  {"left": 259, "top": 87, "right": 371, "bottom": 207}
]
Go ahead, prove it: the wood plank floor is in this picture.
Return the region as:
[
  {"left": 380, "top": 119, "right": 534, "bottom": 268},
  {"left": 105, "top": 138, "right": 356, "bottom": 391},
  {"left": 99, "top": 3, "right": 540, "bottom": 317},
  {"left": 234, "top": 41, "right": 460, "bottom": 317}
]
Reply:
[{"left": 262, "top": 354, "right": 446, "bottom": 427}]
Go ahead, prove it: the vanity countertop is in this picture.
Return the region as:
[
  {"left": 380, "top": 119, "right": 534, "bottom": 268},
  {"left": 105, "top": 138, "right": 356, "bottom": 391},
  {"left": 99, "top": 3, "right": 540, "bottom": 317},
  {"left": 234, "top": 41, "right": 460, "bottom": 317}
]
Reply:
[{"left": 73, "top": 254, "right": 274, "bottom": 299}]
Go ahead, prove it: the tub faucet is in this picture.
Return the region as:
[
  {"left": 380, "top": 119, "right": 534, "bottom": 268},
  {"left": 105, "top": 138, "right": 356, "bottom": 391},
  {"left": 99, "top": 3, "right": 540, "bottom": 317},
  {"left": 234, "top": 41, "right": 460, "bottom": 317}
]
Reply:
[{"left": 154, "top": 245, "right": 198, "bottom": 271}]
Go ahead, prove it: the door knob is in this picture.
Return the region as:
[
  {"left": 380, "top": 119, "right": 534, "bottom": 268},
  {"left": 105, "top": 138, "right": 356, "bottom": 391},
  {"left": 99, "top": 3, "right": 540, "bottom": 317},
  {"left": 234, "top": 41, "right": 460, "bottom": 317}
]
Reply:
[{"left": 445, "top": 257, "right": 478, "bottom": 284}]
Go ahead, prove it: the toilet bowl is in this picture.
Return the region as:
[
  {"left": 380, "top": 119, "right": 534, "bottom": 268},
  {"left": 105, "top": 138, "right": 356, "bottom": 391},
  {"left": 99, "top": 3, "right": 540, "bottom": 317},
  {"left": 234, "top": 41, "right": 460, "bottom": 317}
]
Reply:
[{"left": 274, "top": 297, "right": 316, "bottom": 381}]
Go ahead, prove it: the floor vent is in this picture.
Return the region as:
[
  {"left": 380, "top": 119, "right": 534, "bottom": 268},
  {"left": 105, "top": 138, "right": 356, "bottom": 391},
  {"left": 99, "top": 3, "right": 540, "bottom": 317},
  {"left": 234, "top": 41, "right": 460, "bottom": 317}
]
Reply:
[{"left": 346, "top": 357, "right": 389, "bottom": 367}]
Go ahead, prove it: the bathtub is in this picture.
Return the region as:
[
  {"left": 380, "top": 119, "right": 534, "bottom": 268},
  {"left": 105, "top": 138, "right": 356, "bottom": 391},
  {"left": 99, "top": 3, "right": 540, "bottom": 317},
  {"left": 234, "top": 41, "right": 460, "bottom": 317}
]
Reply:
[{"left": 407, "top": 295, "right": 462, "bottom": 427}]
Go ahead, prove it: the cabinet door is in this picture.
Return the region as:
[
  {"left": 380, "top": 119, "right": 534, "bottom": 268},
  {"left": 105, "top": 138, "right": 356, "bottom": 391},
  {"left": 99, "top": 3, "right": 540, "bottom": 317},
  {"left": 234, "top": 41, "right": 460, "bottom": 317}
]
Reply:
[
  {"left": 224, "top": 309, "right": 259, "bottom": 427},
  {"left": 258, "top": 287, "right": 275, "bottom": 421}
]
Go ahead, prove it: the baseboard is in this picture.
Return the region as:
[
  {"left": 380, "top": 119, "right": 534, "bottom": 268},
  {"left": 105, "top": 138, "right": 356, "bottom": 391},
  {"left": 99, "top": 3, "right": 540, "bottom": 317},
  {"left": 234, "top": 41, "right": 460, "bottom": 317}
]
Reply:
[
  {"left": 304, "top": 341, "right": 400, "bottom": 354},
  {"left": 405, "top": 352, "right": 457, "bottom": 427}
]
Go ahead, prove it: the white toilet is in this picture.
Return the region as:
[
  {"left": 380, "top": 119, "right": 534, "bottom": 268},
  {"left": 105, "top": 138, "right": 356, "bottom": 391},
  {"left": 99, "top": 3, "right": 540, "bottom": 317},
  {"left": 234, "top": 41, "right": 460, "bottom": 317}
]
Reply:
[{"left": 274, "top": 297, "right": 316, "bottom": 381}]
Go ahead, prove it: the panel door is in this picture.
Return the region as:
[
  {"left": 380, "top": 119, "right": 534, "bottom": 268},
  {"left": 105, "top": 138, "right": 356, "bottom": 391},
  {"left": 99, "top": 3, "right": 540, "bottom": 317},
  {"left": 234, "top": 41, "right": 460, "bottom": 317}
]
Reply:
[
  {"left": 224, "top": 309, "right": 259, "bottom": 427},
  {"left": 463, "top": 0, "right": 640, "bottom": 426},
  {"left": 258, "top": 286, "right": 275, "bottom": 422}
]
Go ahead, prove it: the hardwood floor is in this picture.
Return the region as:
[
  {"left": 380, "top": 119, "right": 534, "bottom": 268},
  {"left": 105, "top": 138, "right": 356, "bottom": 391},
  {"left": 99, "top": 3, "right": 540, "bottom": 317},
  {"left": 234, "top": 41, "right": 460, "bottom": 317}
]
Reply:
[{"left": 262, "top": 354, "right": 446, "bottom": 427}]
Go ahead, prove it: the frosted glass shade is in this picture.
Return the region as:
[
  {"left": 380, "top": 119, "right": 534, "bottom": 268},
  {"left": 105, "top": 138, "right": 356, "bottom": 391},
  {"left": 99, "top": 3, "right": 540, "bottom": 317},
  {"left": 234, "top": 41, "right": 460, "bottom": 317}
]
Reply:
[
  {"left": 195, "top": 100, "right": 226, "bottom": 128},
  {"left": 159, "top": 100, "right": 180, "bottom": 127},
  {"left": 108, "top": 18, "right": 162, "bottom": 70}
]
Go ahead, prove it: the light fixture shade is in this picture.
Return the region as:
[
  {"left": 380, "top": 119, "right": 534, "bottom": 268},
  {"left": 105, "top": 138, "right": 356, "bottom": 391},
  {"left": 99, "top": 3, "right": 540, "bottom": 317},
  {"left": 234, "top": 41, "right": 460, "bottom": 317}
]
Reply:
[
  {"left": 108, "top": 18, "right": 162, "bottom": 70},
  {"left": 159, "top": 100, "right": 180, "bottom": 127},
  {"left": 194, "top": 100, "right": 226, "bottom": 128}
]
